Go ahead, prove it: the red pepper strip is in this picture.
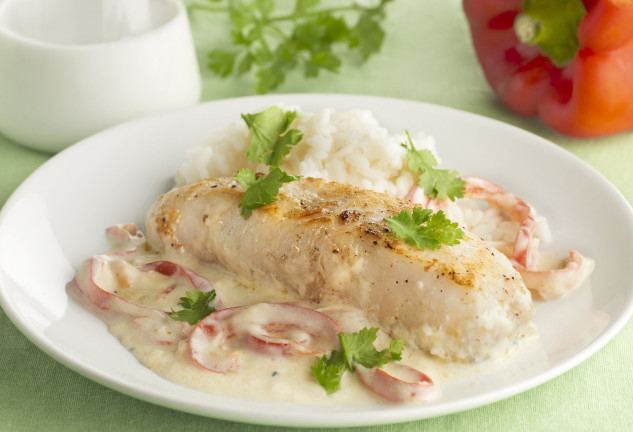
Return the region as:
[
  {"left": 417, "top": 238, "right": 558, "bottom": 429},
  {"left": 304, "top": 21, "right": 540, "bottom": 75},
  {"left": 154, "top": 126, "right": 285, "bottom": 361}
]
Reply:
[
  {"left": 404, "top": 177, "right": 594, "bottom": 298},
  {"left": 189, "top": 303, "right": 342, "bottom": 373},
  {"left": 66, "top": 255, "right": 190, "bottom": 345},
  {"left": 137, "top": 260, "right": 222, "bottom": 307},
  {"left": 463, "top": 176, "right": 536, "bottom": 268},
  {"left": 105, "top": 223, "right": 146, "bottom": 253},
  {"left": 67, "top": 255, "right": 151, "bottom": 315},
  {"left": 67, "top": 255, "right": 219, "bottom": 315},
  {"left": 463, "top": 0, "right": 633, "bottom": 137},
  {"left": 189, "top": 308, "right": 241, "bottom": 373},
  {"left": 463, "top": 176, "right": 594, "bottom": 299},
  {"left": 518, "top": 250, "right": 595, "bottom": 301},
  {"left": 355, "top": 364, "right": 436, "bottom": 403},
  {"left": 404, "top": 178, "right": 536, "bottom": 267}
]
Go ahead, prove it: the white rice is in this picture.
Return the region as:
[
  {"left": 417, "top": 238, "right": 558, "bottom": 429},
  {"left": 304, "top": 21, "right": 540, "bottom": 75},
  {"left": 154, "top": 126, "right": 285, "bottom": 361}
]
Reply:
[
  {"left": 175, "top": 107, "right": 437, "bottom": 198},
  {"left": 174, "top": 105, "right": 550, "bottom": 248}
]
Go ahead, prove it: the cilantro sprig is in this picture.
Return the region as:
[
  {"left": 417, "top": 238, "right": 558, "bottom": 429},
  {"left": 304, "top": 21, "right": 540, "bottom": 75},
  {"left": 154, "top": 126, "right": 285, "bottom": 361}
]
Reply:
[
  {"left": 402, "top": 130, "right": 465, "bottom": 201},
  {"left": 311, "top": 327, "right": 404, "bottom": 394},
  {"left": 385, "top": 207, "right": 464, "bottom": 251},
  {"left": 241, "top": 106, "right": 303, "bottom": 167},
  {"left": 170, "top": 290, "right": 217, "bottom": 325},
  {"left": 236, "top": 167, "right": 300, "bottom": 218},
  {"left": 189, "top": 0, "right": 392, "bottom": 93},
  {"left": 236, "top": 106, "right": 303, "bottom": 219},
  {"left": 311, "top": 350, "right": 347, "bottom": 394}
]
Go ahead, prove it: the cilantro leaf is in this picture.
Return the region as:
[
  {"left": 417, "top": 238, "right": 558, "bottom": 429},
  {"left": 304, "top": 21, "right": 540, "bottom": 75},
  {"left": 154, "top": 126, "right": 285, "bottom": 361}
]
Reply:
[
  {"left": 305, "top": 51, "right": 342, "bottom": 77},
  {"left": 236, "top": 167, "right": 301, "bottom": 218},
  {"left": 236, "top": 106, "right": 304, "bottom": 219},
  {"left": 189, "top": 0, "right": 392, "bottom": 93},
  {"left": 311, "top": 350, "right": 346, "bottom": 394},
  {"left": 294, "top": 0, "right": 320, "bottom": 15},
  {"left": 208, "top": 49, "right": 237, "bottom": 77},
  {"left": 170, "top": 290, "right": 217, "bottom": 325},
  {"left": 254, "top": 43, "right": 298, "bottom": 93},
  {"left": 385, "top": 208, "right": 464, "bottom": 251},
  {"left": 234, "top": 168, "right": 258, "bottom": 188},
  {"left": 348, "top": 9, "right": 387, "bottom": 59},
  {"left": 402, "top": 130, "right": 465, "bottom": 201},
  {"left": 241, "top": 106, "right": 303, "bottom": 167},
  {"left": 339, "top": 327, "right": 391, "bottom": 370},
  {"left": 388, "top": 339, "right": 404, "bottom": 362},
  {"left": 311, "top": 327, "right": 405, "bottom": 394}
]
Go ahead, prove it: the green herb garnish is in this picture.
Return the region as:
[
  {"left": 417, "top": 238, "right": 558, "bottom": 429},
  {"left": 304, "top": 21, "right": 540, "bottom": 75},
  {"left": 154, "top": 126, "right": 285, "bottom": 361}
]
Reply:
[
  {"left": 311, "top": 350, "right": 347, "bottom": 394},
  {"left": 385, "top": 207, "right": 464, "bottom": 251},
  {"left": 402, "top": 130, "right": 465, "bottom": 201},
  {"left": 241, "top": 106, "right": 303, "bottom": 167},
  {"left": 236, "top": 106, "right": 303, "bottom": 219},
  {"left": 311, "top": 327, "right": 404, "bottom": 394},
  {"left": 170, "top": 290, "right": 217, "bottom": 325},
  {"left": 236, "top": 167, "right": 301, "bottom": 218},
  {"left": 190, "top": 0, "right": 392, "bottom": 94}
]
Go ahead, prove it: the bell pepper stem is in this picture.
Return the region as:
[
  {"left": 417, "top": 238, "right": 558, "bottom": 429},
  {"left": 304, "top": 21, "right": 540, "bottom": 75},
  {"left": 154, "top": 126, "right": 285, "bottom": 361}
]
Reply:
[
  {"left": 514, "top": 0, "right": 586, "bottom": 66},
  {"left": 514, "top": 13, "right": 541, "bottom": 45}
]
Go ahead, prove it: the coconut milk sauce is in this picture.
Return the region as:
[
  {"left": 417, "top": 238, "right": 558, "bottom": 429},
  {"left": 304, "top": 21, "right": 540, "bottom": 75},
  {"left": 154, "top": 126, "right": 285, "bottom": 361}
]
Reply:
[{"left": 96, "top": 248, "right": 485, "bottom": 405}]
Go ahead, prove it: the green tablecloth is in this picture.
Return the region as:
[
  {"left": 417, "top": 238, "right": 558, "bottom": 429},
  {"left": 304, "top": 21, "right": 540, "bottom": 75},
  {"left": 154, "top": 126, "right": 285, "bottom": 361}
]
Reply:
[{"left": 2, "top": 1, "right": 632, "bottom": 431}]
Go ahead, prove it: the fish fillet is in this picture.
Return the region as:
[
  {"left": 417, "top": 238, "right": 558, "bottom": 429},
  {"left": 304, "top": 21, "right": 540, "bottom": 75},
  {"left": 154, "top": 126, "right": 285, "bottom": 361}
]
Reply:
[{"left": 145, "top": 177, "right": 535, "bottom": 362}]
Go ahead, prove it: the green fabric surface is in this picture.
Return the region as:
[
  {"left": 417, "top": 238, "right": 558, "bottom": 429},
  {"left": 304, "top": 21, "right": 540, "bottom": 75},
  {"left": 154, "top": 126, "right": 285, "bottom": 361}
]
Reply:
[{"left": 1, "top": 1, "right": 632, "bottom": 431}]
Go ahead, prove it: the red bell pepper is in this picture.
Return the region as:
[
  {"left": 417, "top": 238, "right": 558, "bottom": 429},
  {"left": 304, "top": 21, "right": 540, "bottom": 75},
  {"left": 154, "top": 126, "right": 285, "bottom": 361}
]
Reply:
[{"left": 463, "top": 0, "right": 633, "bottom": 137}]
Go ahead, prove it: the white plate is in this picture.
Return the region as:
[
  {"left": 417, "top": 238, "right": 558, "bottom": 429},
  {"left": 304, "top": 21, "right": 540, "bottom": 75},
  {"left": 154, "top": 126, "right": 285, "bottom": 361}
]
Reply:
[{"left": 1, "top": 94, "right": 633, "bottom": 427}]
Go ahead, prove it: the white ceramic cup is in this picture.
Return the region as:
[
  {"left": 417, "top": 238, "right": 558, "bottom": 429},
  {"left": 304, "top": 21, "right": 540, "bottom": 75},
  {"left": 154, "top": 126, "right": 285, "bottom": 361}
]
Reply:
[{"left": 0, "top": 0, "right": 201, "bottom": 152}]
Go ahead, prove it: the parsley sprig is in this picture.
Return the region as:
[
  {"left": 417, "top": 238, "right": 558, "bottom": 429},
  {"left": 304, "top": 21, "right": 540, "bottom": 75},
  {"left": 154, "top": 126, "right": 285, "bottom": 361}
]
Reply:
[
  {"left": 311, "top": 327, "right": 404, "bottom": 394},
  {"left": 402, "top": 130, "right": 465, "bottom": 201},
  {"left": 385, "top": 207, "right": 464, "bottom": 251},
  {"left": 236, "top": 106, "right": 303, "bottom": 218},
  {"left": 189, "top": 0, "right": 392, "bottom": 93},
  {"left": 170, "top": 290, "right": 217, "bottom": 325}
]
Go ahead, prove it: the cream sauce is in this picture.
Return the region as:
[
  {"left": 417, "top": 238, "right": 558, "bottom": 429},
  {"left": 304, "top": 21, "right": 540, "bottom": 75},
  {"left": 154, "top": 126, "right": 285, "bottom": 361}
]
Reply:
[{"left": 70, "top": 237, "right": 527, "bottom": 405}]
